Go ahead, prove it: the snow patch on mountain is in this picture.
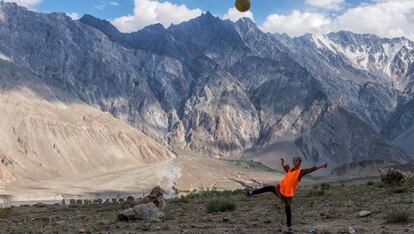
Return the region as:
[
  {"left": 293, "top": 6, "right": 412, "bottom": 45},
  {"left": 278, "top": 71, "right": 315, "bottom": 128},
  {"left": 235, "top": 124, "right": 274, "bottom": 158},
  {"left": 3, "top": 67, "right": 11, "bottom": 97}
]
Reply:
[
  {"left": 311, "top": 34, "right": 337, "bottom": 54},
  {"left": 0, "top": 51, "right": 10, "bottom": 62},
  {"left": 308, "top": 32, "right": 414, "bottom": 91}
]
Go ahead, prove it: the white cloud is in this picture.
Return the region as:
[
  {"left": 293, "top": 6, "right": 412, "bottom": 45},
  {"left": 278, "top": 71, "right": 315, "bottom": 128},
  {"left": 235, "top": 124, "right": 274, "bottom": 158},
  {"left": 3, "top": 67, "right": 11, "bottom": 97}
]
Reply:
[
  {"left": 260, "top": 10, "right": 330, "bottom": 37},
  {"left": 326, "top": 0, "right": 414, "bottom": 39},
  {"left": 305, "top": 0, "right": 344, "bottom": 10},
  {"left": 111, "top": 0, "right": 202, "bottom": 33},
  {"left": 223, "top": 7, "right": 254, "bottom": 22},
  {"left": 94, "top": 1, "right": 119, "bottom": 10},
  {"left": 4, "top": 0, "right": 42, "bottom": 8},
  {"left": 66, "top": 12, "right": 80, "bottom": 20},
  {"left": 260, "top": 0, "right": 414, "bottom": 40},
  {"left": 94, "top": 4, "right": 105, "bottom": 10}
]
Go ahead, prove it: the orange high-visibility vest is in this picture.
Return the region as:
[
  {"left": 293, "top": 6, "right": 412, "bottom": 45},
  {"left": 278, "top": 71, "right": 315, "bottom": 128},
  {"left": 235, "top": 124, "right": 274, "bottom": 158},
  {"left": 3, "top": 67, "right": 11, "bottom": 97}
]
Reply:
[{"left": 279, "top": 168, "right": 302, "bottom": 197}]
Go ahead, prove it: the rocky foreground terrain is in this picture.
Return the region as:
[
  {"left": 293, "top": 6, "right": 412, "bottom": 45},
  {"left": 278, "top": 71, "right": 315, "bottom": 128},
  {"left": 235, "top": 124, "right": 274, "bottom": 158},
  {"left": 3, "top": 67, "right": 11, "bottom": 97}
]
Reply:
[{"left": 0, "top": 180, "right": 413, "bottom": 233}]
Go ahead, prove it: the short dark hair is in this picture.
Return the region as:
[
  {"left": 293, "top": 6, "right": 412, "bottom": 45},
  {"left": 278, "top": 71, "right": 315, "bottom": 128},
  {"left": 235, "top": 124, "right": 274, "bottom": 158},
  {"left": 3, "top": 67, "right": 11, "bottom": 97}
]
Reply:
[{"left": 293, "top": 156, "right": 302, "bottom": 163}]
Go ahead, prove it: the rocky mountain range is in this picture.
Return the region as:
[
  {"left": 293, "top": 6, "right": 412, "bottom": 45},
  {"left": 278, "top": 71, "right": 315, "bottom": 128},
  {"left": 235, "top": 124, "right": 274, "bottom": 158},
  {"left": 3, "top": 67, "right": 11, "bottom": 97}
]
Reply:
[{"left": 0, "top": 2, "right": 413, "bottom": 180}]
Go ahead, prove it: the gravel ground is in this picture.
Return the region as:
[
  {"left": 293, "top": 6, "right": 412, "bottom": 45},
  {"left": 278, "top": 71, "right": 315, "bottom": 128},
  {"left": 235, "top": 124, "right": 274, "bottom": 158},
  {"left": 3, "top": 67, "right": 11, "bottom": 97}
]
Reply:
[{"left": 0, "top": 181, "right": 413, "bottom": 233}]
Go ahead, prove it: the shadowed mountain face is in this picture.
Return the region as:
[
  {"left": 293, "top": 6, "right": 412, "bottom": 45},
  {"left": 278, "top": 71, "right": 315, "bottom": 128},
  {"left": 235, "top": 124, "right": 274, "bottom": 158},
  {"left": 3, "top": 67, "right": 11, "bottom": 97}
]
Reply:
[{"left": 0, "top": 2, "right": 413, "bottom": 173}]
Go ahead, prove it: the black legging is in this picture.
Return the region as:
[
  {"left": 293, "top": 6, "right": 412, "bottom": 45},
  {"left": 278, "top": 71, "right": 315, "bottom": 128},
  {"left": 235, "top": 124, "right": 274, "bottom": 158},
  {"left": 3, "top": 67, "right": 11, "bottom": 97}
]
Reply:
[
  {"left": 252, "top": 185, "right": 292, "bottom": 228},
  {"left": 252, "top": 185, "right": 277, "bottom": 196}
]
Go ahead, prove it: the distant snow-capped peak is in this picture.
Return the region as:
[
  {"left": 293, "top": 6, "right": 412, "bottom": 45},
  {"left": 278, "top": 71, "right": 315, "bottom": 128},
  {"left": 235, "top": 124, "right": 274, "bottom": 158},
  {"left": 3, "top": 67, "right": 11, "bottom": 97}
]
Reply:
[{"left": 308, "top": 32, "right": 414, "bottom": 89}]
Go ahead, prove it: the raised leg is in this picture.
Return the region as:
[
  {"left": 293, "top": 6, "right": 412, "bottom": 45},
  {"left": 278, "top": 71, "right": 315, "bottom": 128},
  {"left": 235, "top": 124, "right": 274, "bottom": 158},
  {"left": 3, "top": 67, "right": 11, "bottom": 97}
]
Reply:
[{"left": 251, "top": 185, "right": 277, "bottom": 196}]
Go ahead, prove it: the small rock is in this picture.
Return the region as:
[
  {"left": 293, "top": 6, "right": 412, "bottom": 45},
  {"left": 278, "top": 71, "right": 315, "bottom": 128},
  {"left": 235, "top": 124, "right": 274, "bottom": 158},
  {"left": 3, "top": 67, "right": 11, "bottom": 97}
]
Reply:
[
  {"left": 127, "top": 196, "right": 135, "bottom": 203},
  {"left": 222, "top": 217, "right": 229, "bottom": 222},
  {"left": 310, "top": 227, "right": 317, "bottom": 233},
  {"left": 141, "top": 223, "right": 151, "bottom": 231},
  {"left": 358, "top": 210, "right": 371, "bottom": 217},
  {"left": 309, "top": 226, "right": 332, "bottom": 234},
  {"left": 98, "top": 220, "right": 111, "bottom": 226},
  {"left": 337, "top": 226, "right": 356, "bottom": 234},
  {"left": 33, "top": 202, "right": 45, "bottom": 207},
  {"left": 56, "top": 220, "right": 65, "bottom": 224},
  {"left": 348, "top": 226, "right": 356, "bottom": 233}
]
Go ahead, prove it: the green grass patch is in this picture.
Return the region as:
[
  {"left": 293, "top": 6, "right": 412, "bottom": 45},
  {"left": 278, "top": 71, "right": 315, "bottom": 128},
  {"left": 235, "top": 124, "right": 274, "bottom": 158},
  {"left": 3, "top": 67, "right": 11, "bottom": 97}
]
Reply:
[
  {"left": 366, "top": 181, "right": 374, "bottom": 186},
  {"left": 385, "top": 209, "right": 410, "bottom": 223},
  {"left": 163, "top": 206, "right": 176, "bottom": 221},
  {"left": 168, "top": 196, "right": 189, "bottom": 204},
  {"left": 205, "top": 200, "right": 236, "bottom": 214},
  {"left": 186, "top": 189, "right": 244, "bottom": 200},
  {"left": 389, "top": 187, "right": 408, "bottom": 194},
  {"left": 320, "top": 183, "right": 331, "bottom": 190},
  {"left": 306, "top": 188, "right": 325, "bottom": 197},
  {"left": 404, "top": 177, "right": 414, "bottom": 189},
  {"left": 0, "top": 208, "right": 12, "bottom": 219},
  {"left": 319, "top": 208, "right": 343, "bottom": 219}
]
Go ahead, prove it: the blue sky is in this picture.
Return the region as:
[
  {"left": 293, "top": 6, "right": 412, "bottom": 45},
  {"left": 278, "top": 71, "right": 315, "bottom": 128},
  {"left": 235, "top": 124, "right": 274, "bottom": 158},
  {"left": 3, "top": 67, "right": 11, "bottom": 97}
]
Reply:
[
  {"left": 34, "top": 0, "right": 363, "bottom": 23},
  {"left": 8, "top": 0, "right": 414, "bottom": 39},
  {"left": 35, "top": 0, "right": 305, "bottom": 22},
  {"left": 22, "top": 0, "right": 360, "bottom": 24},
  {"left": 36, "top": 0, "right": 135, "bottom": 20}
]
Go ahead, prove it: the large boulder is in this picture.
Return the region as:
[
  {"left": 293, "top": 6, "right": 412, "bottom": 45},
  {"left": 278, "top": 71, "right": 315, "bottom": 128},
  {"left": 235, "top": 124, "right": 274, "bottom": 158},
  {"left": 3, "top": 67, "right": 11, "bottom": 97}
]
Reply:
[
  {"left": 142, "top": 186, "right": 165, "bottom": 208},
  {"left": 379, "top": 168, "right": 412, "bottom": 186},
  {"left": 118, "top": 202, "right": 164, "bottom": 222}
]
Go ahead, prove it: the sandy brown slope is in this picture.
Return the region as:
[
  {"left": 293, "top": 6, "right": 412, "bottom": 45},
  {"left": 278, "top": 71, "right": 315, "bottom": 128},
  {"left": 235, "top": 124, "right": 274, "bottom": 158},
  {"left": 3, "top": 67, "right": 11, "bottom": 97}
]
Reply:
[{"left": 0, "top": 61, "right": 174, "bottom": 200}]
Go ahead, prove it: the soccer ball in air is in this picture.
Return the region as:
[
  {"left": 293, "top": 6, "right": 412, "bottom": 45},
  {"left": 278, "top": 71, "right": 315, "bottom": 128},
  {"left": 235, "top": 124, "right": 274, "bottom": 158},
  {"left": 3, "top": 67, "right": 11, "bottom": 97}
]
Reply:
[{"left": 235, "top": 0, "right": 251, "bottom": 12}]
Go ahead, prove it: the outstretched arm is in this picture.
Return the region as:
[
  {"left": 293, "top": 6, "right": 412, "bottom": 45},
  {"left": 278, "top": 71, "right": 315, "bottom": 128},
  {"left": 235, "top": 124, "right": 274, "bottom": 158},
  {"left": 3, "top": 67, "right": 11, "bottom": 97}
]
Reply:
[
  {"left": 281, "top": 158, "right": 290, "bottom": 173},
  {"left": 300, "top": 163, "right": 328, "bottom": 178}
]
